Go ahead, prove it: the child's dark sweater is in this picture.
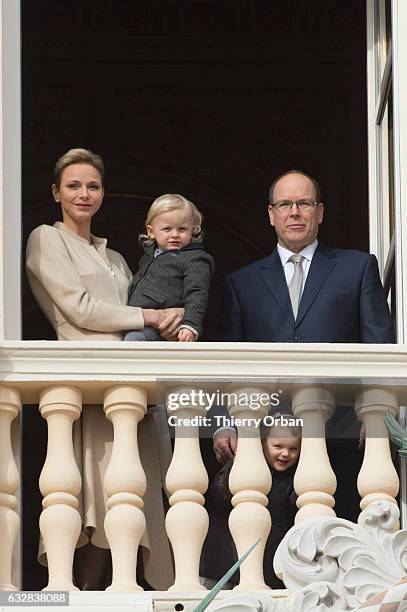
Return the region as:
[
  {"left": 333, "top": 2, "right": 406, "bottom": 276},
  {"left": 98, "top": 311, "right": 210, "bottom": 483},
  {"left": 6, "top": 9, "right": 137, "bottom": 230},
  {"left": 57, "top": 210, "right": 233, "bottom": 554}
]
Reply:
[{"left": 200, "top": 459, "right": 297, "bottom": 588}]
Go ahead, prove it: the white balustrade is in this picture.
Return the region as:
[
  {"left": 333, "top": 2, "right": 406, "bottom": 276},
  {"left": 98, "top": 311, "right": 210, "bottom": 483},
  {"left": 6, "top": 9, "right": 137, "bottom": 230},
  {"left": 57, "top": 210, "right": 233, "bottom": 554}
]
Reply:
[
  {"left": 0, "top": 386, "right": 21, "bottom": 591},
  {"left": 355, "top": 387, "right": 399, "bottom": 511},
  {"left": 0, "top": 339, "right": 403, "bottom": 601},
  {"left": 228, "top": 386, "right": 272, "bottom": 591},
  {"left": 165, "top": 386, "right": 209, "bottom": 591},
  {"left": 103, "top": 385, "right": 147, "bottom": 591},
  {"left": 292, "top": 387, "right": 337, "bottom": 521},
  {"left": 39, "top": 386, "right": 82, "bottom": 591}
]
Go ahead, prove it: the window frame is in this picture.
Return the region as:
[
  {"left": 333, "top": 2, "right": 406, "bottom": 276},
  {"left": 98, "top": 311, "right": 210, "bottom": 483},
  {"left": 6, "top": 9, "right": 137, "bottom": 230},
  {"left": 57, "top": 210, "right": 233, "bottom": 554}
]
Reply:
[
  {"left": 1, "top": 0, "right": 22, "bottom": 340},
  {"left": 367, "top": 0, "right": 407, "bottom": 342}
]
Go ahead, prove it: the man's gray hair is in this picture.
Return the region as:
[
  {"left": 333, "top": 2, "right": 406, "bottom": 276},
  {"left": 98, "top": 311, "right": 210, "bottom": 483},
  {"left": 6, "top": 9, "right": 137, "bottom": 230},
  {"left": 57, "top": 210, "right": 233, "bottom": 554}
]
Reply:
[{"left": 269, "top": 169, "right": 322, "bottom": 204}]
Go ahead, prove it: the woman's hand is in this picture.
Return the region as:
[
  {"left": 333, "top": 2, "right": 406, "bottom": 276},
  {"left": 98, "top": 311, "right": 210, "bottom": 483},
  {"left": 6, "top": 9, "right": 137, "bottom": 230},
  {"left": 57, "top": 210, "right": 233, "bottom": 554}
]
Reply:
[
  {"left": 142, "top": 308, "right": 184, "bottom": 339},
  {"left": 159, "top": 308, "right": 185, "bottom": 339}
]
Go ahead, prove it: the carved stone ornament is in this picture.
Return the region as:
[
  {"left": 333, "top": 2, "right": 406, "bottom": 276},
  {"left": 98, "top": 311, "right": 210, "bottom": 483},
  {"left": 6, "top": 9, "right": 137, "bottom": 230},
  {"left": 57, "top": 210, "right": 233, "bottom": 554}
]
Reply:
[
  {"left": 206, "top": 593, "right": 296, "bottom": 612},
  {"left": 274, "top": 501, "right": 407, "bottom": 610}
]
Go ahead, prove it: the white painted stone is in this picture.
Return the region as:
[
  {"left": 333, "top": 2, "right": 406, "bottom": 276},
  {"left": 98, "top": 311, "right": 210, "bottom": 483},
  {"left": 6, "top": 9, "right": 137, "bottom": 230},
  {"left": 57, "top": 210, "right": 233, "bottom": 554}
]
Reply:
[{"left": 275, "top": 500, "right": 407, "bottom": 610}]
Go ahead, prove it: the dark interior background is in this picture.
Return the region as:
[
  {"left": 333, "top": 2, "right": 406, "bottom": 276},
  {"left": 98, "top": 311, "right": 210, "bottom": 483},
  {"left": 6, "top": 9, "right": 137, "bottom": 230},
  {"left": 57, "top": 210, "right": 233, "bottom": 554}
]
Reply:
[
  {"left": 21, "top": 0, "right": 368, "bottom": 589},
  {"left": 22, "top": 0, "right": 369, "bottom": 342}
]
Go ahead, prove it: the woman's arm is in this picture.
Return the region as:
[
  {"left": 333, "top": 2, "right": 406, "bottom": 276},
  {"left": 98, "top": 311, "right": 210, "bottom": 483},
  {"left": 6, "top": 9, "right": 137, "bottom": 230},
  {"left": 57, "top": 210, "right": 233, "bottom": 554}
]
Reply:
[
  {"left": 27, "top": 226, "right": 185, "bottom": 336},
  {"left": 26, "top": 225, "right": 145, "bottom": 333}
]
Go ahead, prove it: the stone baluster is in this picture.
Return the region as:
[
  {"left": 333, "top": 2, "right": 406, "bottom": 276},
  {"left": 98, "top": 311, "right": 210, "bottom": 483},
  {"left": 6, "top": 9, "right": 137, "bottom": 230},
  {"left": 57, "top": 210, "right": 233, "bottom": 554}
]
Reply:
[
  {"left": 39, "top": 386, "right": 82, "bottom": 591},
  {"left": 0, "top": 386, "right": 21, "bottom": 591},
  {"left": 355, "top": 387, "right": 399, "bottom": 512},
  {"left": 165, "top": 386, "right": 209, "bottom": 591},
  {"left": 228, "top": 386, "right": 271, "bottom": 591},
  {"left": 103, "top": 385, "right": 147, "bottom": 591},
  {"left": 292, "top": 387, "right": 337, "bottom": 521}
]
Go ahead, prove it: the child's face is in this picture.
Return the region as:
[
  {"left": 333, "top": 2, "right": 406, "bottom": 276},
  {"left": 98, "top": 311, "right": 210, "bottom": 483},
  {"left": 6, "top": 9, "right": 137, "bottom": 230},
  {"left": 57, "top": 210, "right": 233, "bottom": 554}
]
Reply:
[
  {"left": 262, "top": 436, "right": 301, "bottom": 471},
  {"left": 147, "top": 208, "right": 194, "bottom": 251}
]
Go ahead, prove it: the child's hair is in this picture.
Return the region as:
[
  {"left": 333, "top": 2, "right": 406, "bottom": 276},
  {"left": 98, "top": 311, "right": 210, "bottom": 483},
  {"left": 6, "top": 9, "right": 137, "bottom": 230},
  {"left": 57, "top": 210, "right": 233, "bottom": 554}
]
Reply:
[
  {"left": 261, "top": 412, "right": 302, "bottom": 440},
  {"left": 140, "top": 194, "right": 203, "bottom": 246}
]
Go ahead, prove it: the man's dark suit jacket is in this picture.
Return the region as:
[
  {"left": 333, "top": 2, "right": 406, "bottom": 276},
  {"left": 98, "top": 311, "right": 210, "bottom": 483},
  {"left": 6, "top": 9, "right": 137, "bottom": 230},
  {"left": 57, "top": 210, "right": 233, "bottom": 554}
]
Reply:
[
  {"left": 213, "top": 244, "right": 394, "bottom": 522},
  {"left": 221, "top": 245, "right": 394, "bottom": 343}
]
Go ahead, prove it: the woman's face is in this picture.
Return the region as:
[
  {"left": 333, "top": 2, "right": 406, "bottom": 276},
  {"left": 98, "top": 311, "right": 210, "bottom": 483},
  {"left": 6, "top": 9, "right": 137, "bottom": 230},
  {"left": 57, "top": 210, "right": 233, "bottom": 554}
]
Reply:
[{"left": 52, "top": 163, "right": 104, "bottom": 231}]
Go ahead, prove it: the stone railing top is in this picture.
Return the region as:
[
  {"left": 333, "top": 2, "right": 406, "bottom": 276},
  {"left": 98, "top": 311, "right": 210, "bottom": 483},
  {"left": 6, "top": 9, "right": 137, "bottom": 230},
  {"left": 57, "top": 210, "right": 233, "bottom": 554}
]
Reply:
[{"left": 0, "top": 341, "right": 406, "bottom": 404}]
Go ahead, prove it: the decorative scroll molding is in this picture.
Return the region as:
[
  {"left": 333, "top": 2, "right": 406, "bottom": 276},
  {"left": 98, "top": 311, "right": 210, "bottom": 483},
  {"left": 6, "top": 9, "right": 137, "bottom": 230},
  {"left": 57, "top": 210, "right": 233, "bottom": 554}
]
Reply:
[
  {"left": 295, "top": 583, "right": 349, "bottom": 611},
  {"left": 206, "top": 593, "right": 293, "bottom": 611},
  {"left": 275, "top": 501, "right": 407, "bottom": 610}
]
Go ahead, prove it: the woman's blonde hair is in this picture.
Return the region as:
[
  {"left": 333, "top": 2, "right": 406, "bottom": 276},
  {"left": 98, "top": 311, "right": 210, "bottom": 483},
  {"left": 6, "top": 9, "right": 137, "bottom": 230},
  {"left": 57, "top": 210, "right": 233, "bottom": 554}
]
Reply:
[
  {"left": 141, "top": 194, "right": 203, "bottom": 246},
  {"left": 54, "top": 148, "right": 104, "bottom": 188}
]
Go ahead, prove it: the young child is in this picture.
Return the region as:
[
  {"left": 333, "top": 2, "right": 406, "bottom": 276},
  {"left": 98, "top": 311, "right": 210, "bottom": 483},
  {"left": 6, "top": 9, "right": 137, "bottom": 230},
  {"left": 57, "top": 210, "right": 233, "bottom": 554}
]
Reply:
[
  {"left": 125, "top": 194, "right": 215, "bottom": 341},
  {"left": 200, "top": 415, "right": 301, "bottom": 589}
]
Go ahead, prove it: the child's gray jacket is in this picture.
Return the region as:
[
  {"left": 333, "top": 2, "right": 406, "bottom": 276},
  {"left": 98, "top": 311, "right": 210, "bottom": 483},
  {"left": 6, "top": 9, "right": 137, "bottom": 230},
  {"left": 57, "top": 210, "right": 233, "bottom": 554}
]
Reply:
[{"left": 128, "top": 242, "right": 215, "bottom": 336}]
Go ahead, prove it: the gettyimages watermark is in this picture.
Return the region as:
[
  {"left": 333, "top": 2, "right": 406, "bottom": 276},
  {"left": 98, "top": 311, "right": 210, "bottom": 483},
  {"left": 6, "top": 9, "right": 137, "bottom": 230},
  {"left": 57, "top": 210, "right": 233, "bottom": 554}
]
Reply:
[
  {"left": 154, "top": 379, "right": 395, "bottom": 439},
  {"left": 166, "top": 388, "right": 281, "bottom": 411},
  {"left": 165, "top": 388, "right": 301, "bottom": 429},
  {"left": 155, "top": 381, "right": 306, "bottom": 438},
  {"left": 167, "top": 411, "right": 303, "bottom": 430}
]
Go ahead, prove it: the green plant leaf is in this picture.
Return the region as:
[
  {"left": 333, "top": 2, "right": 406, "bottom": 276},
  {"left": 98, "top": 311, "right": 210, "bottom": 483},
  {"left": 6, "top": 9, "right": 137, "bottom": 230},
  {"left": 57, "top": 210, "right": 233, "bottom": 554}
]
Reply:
[{"left": 193, "top": 539, "right": 261, "bottom": 612}]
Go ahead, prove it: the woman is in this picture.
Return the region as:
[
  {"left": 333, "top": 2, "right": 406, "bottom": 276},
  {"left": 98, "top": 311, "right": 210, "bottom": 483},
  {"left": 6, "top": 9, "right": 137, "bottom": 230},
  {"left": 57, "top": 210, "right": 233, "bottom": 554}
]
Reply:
[{"left": 26, "top": 148, "right": 182, "bottom": 589}]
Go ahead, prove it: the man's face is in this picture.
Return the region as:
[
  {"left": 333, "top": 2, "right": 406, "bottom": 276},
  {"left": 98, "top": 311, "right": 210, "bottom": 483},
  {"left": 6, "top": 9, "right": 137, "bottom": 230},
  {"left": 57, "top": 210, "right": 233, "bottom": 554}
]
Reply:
[{"left": 268, "top": 173, "right": 324, "bottom": 252}]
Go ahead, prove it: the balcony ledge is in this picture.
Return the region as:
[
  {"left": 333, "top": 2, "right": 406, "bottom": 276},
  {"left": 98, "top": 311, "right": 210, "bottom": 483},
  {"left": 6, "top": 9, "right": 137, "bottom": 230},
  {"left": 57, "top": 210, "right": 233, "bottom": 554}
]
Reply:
[
  {"left": 0, "top": 589, "right": 295, "bottom": 612},
  {"left": 0, "top": 340, "right": 406, "bottom": 404}
]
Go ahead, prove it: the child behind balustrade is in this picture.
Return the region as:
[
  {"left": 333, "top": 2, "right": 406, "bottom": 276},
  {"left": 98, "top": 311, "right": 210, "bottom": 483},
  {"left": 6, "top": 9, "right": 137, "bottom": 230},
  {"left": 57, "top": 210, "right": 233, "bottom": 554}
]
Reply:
[{"left": 200, "top": 414, "right": 302, "bottom": 589}]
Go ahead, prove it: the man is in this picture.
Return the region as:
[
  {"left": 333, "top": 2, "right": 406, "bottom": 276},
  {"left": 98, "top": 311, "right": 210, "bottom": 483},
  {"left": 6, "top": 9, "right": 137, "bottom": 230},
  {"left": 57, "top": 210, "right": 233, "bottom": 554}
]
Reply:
[{"left": 215, "top": 169, "right": 394, "bottom": 519}]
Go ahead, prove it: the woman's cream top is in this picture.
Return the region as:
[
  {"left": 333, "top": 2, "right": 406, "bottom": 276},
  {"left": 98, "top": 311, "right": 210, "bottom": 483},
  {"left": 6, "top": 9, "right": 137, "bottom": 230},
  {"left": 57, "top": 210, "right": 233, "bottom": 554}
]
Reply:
[{"left": 26, "top": 221, "right": 144, "bottom": 340}]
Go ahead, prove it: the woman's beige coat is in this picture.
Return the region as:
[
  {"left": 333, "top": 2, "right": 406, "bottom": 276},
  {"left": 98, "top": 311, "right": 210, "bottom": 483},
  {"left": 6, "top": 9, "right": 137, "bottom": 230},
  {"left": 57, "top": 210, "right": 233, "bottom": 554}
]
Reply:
[
  {"left": 26, "top": 221, "right": 174, "bottom": 589},
  {"left": 26, "top": 221, "right": 144, "bottom": 339}
]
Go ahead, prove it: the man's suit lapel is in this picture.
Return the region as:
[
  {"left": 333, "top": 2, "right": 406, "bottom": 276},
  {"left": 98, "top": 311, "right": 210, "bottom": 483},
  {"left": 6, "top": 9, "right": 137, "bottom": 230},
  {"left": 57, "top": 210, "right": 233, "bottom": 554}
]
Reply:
[
  {"left": 259, "top": 250, "right": 295, "bottom": 325},
  {"left": 296, "top": 245, "right": 337, "bottom": 326}
]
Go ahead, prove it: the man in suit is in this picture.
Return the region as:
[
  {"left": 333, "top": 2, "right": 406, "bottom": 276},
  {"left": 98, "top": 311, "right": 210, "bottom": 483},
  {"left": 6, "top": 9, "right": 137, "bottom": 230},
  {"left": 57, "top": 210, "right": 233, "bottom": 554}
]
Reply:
[{"left": 215, "top": 169, "right": 394, "bottom": 519}]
